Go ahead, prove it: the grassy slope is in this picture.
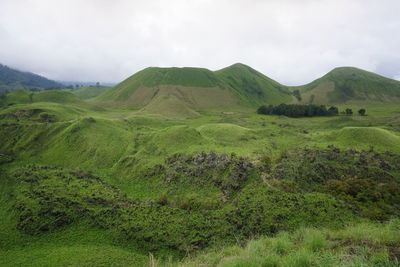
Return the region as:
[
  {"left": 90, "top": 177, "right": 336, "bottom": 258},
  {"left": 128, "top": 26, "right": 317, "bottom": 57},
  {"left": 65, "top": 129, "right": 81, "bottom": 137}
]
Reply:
[
  {"left": 68, "top": 86, "right": 110, "bottom": 100},
  {"left": 0, "top": 90, "right": 83, "bottom": 107},
  {"left": 95, "top": 64, "right": 292, "bottom": 115},
  {"left": 97, "top": 67, "right": 222, "bottom": 103},
  {"left": 215, "top": 63, "right": 291, "bottom": 106},
  {"left": 95, "top": 65, "right": 400, "bottom": 119},
  {"left": 173, "top": 220, "right": 400, "bottom": 267},
  {"left": 1, "top": 91, "right": 400, "bottom": 266},
  {"left": 291, "top": 67, "right": 400, "bottom": 104}
]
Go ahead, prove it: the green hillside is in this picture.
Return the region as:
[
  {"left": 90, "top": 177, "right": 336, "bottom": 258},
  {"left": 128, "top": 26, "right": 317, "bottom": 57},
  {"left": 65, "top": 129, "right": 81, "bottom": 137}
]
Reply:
[
  {"left": 96, "top": 64, "right": 400, "bottom": 119},
  {"left": 325, "top": 126, "right": 400, "bottom": 152},
  {"left": 95, "top": 64, "right": 292, "bottom": 117},
  {"left": 0, "top": 90, "right": 83, "bottom": 107},
  {"left": 215, "top": 63, "right": 291, "bottom": 106},
  {"left": 69, "top": 86, "right": 110, "bottom": 100},
  {"left": 98, "top": 67, "right": 222, "bottom": 102},
  {"left": 291, "top": 67, "right": 400, "bottom": 104},
  {"left": 1, "top": 64, "right": 400, "bottom": 266},
  {"left": 0, "top": 64, "right": 62, "bottom": 93}
]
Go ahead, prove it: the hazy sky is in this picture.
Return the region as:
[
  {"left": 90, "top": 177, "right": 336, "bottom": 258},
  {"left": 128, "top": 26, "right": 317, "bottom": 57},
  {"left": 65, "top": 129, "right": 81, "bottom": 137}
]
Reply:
[{"left": 1, "top": 0, "right": 400, "bottom": 85}]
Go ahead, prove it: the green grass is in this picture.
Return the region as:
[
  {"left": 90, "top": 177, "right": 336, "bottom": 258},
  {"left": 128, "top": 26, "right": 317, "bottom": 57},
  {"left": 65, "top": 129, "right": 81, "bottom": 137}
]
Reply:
[
  {"left": 68, "top": 86, "right": 110, "bottom": 100},
  {"left": 326, "top": 126, "right": 400, "bottom": 152},
  {"left": 1, "top": 87, "right": 400, "bottom": 266},
  {"left": 94, "top": 63, "right": 292, "bottom": 115},
  {"left": 291, "top": 67, "right": 400, "bottom": 104},
  {"left": 0, "top": 223, "right": 149, "bottom": 267},
  {"left": 197, "top": 123, "right": 253, "bottom": 143},
  {"left": 172, "top": 220, "right": 400, "bottom": 267},
  {"left": 32, "top": 90, "right": 82, "bottom": 104},
  {"left": 0, "top": 90, "right": 83, "bottom": 107},
  {"left": 215, "top": 63, "right": 291, "bottom": 106},
  {"left": 97, "top": 67, "right": 222, "bottom": 103}
]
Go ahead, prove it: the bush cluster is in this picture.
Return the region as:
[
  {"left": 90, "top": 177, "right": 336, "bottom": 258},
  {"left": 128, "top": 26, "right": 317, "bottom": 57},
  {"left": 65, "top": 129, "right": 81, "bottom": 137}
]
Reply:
[
  {"left": 11, "top": 160, "right": 356, "bottom": 254},
  {"left": 257, "top": 104, "right": 339, "bottom": 117},
  {"left": 273, "top": 146, "right": 400, "bottom": 220}
]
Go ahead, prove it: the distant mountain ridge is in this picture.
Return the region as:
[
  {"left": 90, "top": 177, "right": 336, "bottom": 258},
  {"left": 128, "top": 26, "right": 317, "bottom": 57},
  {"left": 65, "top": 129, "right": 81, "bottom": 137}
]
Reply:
[
  {"left": 95, "top": 63, "right": 400, "bottom": 118},
  {"left": 0, "top": 64, "right": 62, "bottom": 93},
  {"left": 3, "top": 62, "right": 400, "bottom": 117}
]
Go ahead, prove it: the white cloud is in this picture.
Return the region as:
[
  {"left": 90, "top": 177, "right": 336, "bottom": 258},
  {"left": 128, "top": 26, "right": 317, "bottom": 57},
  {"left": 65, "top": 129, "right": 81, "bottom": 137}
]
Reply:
[{"left": 0, "top": 0, "right": 399, "bottom": 84}]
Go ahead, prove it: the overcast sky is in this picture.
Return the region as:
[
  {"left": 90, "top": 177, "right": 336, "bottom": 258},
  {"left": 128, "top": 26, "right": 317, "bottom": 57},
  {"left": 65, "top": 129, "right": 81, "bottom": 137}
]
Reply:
[{"left": 1, "top": 0, "right": 400, "bottom": 85}]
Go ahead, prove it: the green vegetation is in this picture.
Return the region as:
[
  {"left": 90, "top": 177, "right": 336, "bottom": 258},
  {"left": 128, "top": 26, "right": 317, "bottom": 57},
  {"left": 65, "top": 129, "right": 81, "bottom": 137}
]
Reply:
[
  {"left": 326, "top": 127, "right": 400, "bottom": 152},
  {"left": 291, "top": 67, "right": 400, "bottom": 104},
  {"left": 94, "top": 64, "right": 400, "bottom": 119},
  {"left": 68, "top": 86, "right": 111, "bottom": 100},
  {"left": 1, "top": 65, "right": 400, "bottom": 266},
  {"left": 215, "top": 63, "right": 291, "bottom": 106},
  {"left": 95, "top": 63, "right": 292, "bottom": 116},
  {"left": 0, "top": 90, "right": 83, "bottom": 107},
  {"left": 257, "top": 104, "right": 339, "bottom": 117},
  {"left": 0, "top": 63, "right": 62, "bottom": 93},
  {"left": 173, "top": 220, "right": 400, "bottom": 267}
]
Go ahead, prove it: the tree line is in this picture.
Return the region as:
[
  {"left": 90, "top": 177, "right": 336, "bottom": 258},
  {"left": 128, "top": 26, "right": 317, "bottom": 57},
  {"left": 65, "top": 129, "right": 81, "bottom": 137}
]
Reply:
[{"left": 257, "top": 104, "right": 366, "bottom": 118}]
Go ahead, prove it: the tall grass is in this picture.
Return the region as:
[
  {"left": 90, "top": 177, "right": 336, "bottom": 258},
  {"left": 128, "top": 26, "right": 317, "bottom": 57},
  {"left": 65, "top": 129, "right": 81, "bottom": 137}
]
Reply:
[{"left": 169, "top": 219, "right": 400, "bottom": 267}]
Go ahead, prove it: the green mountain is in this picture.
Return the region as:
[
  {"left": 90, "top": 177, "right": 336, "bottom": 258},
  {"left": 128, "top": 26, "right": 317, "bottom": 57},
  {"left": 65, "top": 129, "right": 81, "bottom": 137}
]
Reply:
[
  {"left": 95, "top": 63, "right": 292, "bottom": 117},
  {"left": 96, "top": 64, "right": 400, "bottom": 118},
  {"left": 215, "top": 63, "right": 290, "bottom": 105},
  {"left": 1, "top": 64, "right": 400, "bottom": 266},
  {"left": 0, "top": 64, "right": 62, "bottom": 93},
  {"left": 291, "top": 67, "right": 400, "bottom": 104}
]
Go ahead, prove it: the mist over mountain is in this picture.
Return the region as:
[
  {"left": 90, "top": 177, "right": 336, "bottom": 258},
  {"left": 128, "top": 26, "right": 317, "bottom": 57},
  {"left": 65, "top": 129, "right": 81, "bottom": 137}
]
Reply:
[{"left": 0, "top": 64, "right": 62, "bottom": 93}]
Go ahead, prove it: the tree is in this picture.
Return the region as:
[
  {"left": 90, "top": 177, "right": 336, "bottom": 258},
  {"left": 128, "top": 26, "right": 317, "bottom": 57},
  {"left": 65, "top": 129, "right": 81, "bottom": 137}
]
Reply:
[
  {"left": 96, "top": 82, "right": 100, "bottom": 87},
  {"left": 358, "top": 108, "right": 366, "bottom": 116},
  {"left": 328, "top": 106, "right": 339, "bottom": 115},
  {"left": 293, "top": 90, "right": 302, "bottom": 101},
  {"left": 345, "top": 108, "right": 353, "bottom": 115},
  {"left": 257, "top": 104, "right": 336, "bottom": 118},
  {"left": 257, "top": 105, "right": 273, "bottom": 115}
]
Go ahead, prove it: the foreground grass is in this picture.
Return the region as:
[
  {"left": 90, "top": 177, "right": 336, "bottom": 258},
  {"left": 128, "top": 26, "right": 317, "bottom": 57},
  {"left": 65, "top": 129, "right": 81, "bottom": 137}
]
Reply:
[
  {"left": 2, "top": 220, "right": 398, "bottom": 266},
  {"left": 162, "top": 219, "right": 400, "bottom": 267}
]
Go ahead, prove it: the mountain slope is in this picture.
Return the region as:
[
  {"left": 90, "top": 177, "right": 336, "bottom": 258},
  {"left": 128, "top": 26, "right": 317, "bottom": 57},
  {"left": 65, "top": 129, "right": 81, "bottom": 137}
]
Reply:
[
  {"left": 0, "top": 64, "right": 62, "bottom": 93},
  {"left": 0, "top": 90, "right": 83, "bottom": 108},
  {"left": 215, "top": 63, "right": 291, "bottom": 106},
  {"left": 96, "top": 64, "right": 400, "bottom": 118},
  {"left": 69, "top": 86, "right": 110, "bottom": 100},
  {"left": 291, "top": 67, "right": 400, "bottom": 104},
  {"left": 95, "top": 64, "right": 292, "bottom": 117}
]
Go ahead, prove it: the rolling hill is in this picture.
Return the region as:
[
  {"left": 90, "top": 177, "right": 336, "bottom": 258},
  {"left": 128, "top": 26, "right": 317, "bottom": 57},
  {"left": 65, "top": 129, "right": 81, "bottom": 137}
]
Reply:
[
  {"left": 1, "top": 64, "right": 400, "bottom": 266},
  {"left": 0, "top": 64, "right": 62, "bottom": 93},
  {"left": 95, "top": 64, "right": 400, "bottom": 119},
  {"left": 95, "top": 63, "right": 292, "bottom": 117},
  {"left": 290, "top": 67, "right": 400, "bottom": 104},
  {"left": 68, "top": 85, "right": 110, "bottom": 100},
  {"left": 0, "top": 90, "right": 83, "bottom": 107}
]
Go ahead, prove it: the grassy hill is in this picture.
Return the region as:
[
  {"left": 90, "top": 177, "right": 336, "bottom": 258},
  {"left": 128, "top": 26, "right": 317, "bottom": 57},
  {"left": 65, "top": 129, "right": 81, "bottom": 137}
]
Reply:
[
  {"left": 95, "top": 64, "right": 292, "bottom": 118},
  {"left": 291, "top": 67, "right": 400, "bottom": 104},
  {"left": 95, "top": 64, "right": 400, "bottom": 119},
  {"left": 1, "top": 64, "right": 400, "bottom": 266},
  {"left": 68, "top": 86, "right": 111, "bottom": 100},
  {"left": 0, "top": 90, "right": 83, "bottom": 107},
  {"left": 0, "top": 64, "right": 62, "bottom": 93},
  {"left": 215, "top": 63, "right": 291, "bottom": 106}
]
